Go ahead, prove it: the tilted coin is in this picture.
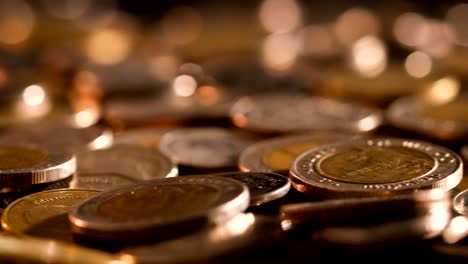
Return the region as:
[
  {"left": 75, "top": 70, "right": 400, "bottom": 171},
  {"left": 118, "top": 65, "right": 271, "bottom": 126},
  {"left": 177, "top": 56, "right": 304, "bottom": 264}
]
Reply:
[
  {"left": 229, "top": 93, "right": 383, "bottom": 134},
  {"left": 113, "top": 127, "right": 174, "bottom": 148},
  {"left": 0, "top": 142, "right": 75, "bottom": 189},
  {"left": 69, "top": 175, "right": 249, "bottom": 243},
  {"left": 238, "top": 132, "right": 354, "bottom": 175},
  {"left": 118, "top": 213, "right": 282, "bottom": 264},
  {"left": 70, "top": 145, "right": 178, "bottom": 190},
  {"left": 452, "top": 189, "right": 468, "bottom": 216},
  {"left": 1, "top": 189, "right": 99, "bottom": 242},
  {"left": 213, "top": 172, "right": 290, "bottom": 206},
  {"left": 289, "top": 137, "right": 463, "bottom": 198},
  {"left": 159, "top": 127, "right": 257, "bottom": 169}
]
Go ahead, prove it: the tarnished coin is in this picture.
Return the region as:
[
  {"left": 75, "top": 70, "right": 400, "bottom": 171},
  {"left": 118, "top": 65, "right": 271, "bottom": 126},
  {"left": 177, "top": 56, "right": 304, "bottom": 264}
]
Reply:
[
  {"left": 0, "top": 235, "right": 132, "bottom": 264},
  {"left": 113, "top": 127, "right": 174, "bottom": 148},
  {"left": 159, "top": 127, "right": 257, "bottom": 169},
  {"left": 69, "top": 175, "right": 249, "bottom": 243},
  {"left": 1, "top": 189, "right": 99, "bottom": 242},
  {"left": 239, "top": 132, "right": 354, "bottom": 175},
  {"left": 229, "top": 93, "right": 383, "bottom": 134},
  {"left": 70, "top": 145, "right": 178, "bottom": 190},
  {"left": 290, "top": 137, "right": 463, "bottom": 198},
  {"left": 0, "top": 143, "right": 75, "bottom": 189},
  {"left": 118, "top": 213, "right": 282, "bottom": 264},
  {"left": 214, "top": 172, "right": 290, "bottom": 206}
]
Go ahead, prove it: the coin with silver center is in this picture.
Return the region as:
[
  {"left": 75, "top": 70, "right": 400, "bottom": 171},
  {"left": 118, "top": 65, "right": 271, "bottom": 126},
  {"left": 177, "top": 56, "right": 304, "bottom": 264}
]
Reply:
[
  {"left": 159, "top": 127, "right": 257, "bottom": 169},
  {"left": 229, "top": 93, "right": 383, "bottom": 134},
  {"left": 70, "top": 145, "right": 178, "bottom": 191},
  {"left": 69, "top": 175, "right": 249, "bottom": 243},
  {"left": 214, "top": 172, "right": 290, "bottom": 206},
  {"left": 290, "top": 137, "right": 463, "bottom": 198}
]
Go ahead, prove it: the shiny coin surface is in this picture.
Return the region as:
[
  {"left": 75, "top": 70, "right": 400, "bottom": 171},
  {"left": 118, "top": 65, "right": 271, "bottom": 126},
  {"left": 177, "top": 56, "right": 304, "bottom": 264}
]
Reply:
[
  {"left": 214, "top": 172, "right": 290, "bottom": 206},
  {"left": 0, "top": 143, "right": 75, "bottom": 189},
  {"left": 70, "top": 145, "right": 178, "bottom": 190},
  {"left": 239, "top": 132, "right": 354, "bottom": 175},
  {"left": 118, "top": 213, "right": 282, "bottom": 264},
  {"left": 452, "top": 189, "right": 468, "bottom": 215},
  {"left": 113, "top": 127, "right": 174, "bottom": 148},
  {"left": 290, "top": 137, "right": 463, "bottom": 198},
  {"left": 229, "top": 93, "right": 383, "bottom": 134},
  {"left": 1, "top": 189, "right": 99, "bottom": 242},
  {"left": 159, "top": 127, "right": 257, "bottom": 169},
  {"left": 69, "top": 175, "right": 249, "bottom": 243}
]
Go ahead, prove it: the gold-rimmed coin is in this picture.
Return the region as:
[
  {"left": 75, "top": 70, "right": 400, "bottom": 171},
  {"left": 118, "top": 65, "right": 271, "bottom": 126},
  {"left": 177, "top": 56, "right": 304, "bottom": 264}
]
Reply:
[{"left": 289, "top": 137, "right": 463, "bottom": 198}]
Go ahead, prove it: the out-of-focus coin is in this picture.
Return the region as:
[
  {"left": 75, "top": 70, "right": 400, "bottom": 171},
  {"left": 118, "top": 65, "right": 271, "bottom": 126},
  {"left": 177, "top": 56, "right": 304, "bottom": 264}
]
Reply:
[
  {"left": 0, "top": 235, "right": 132, "bottom": 264},
  {"left": 118, "top": 213, "right": 282, "bottom": 264},
  {"left": 229, "top": 93, "right": 383, "bottom": 134},
  {"left": 238, "top": 132, "right": 354, "bottom": 175},
  {"left": 70, "top": 145, "right": 178, "bottom": 190},
  {"left": 0, "top": 143, "right": 75, "bottom": 189},
  {"left": 214, "top": 172, "right": 290, "bottom": 206},
  {"left": 1, "top": 189, "right": 99, "bottom": 242},
  {"left": 453, "top": 189, "right": 468, "bottom": 215},
  {"left": 69, "top": 175, "right": 249, "bottom": 243},
  {"left": 159, "top": 127, "right": 257, "bottom": 169},
  {"left": 386, "top": 90, "right": 468, "bottom": 141},
  {"left": 290, "top": 137, "right": 463, "bottom": 198},
  {"left": 113, "top": 127, "right": 174, "bottom": 148},
  {"left": 462, "top": 145, "right": 468, "bottom": 161}
]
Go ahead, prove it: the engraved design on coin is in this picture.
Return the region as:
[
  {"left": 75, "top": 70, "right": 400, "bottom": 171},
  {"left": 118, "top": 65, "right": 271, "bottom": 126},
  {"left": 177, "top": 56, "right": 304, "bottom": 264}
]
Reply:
[{"left": 0, "top": 146, "right": 48, "bottom": 169}]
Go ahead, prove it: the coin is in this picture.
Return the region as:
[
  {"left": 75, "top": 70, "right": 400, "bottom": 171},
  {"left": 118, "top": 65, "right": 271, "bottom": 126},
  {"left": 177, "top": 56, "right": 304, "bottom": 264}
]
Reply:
[
  {"left": 289, "top": 137, "right": 463, "bottom": 198},
  {"left": 238, "top": 132, "right": 354, "bottom": 175},
  {"left": 229, "top": 93, "right": 383, "bottom": 134},
  {"left": 0, "top": 143, "right": 75, "bottom": 189},
  {"left": 159, "top": 127, "right": 257, "bottom": 169},
  {"left": 214, "top": 172, "right": 290, "bottom": 206},
  {"left": 118, "top": 213, "right": 282, "bottom": 264},
  {"left": 70, "top": 145, "right": 178, "bottom": 190},
  {"left": 69, "top": 175, "right": 249, "bottom": 243},
  {"left": 462, "top": 145, "right": 468, "bottom": 161},
  {"left": 113, "top": 127, "right": 174, "bottom": 148},
  {"left": 452, "top": 189, "right": 468, "bottom": 215},
  {"left": 1, "top": 189, "right": 99, "bottom": 242}
]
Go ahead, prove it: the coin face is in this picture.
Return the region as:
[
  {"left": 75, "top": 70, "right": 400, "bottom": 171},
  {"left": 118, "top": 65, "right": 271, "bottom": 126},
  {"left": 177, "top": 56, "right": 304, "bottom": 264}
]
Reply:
[
  {"left": 290, "top": 137, "right": 463, "bottom": 198},
  {"left": 1, "top": 189, "right": 99, "bottom": 242},
  {"left": 71, "top": 145, "right": 178, "bottom": 191},
  {"left": 113, "top": 127, "right": 174, "bottom": 148},
  {"left": 69, "top": 175, "right": 249, "bottom": 242},
  {"left": 229, "top": 94, "right": 383, "bottom": 134},
  {"left": 0, "top": 146, "right": 48, "bottom": 169},
  {"left": 239, "top": 132, "right": 353, "bottom": 174},
  {"left": 214, "top": 172, "right": 290, "bottom": 206},
  {"left": 453, "top": 189, "right": 468, "bottom": 215},
  {"left": 159, "top": 127, "right": 257, "bottom": 169}
]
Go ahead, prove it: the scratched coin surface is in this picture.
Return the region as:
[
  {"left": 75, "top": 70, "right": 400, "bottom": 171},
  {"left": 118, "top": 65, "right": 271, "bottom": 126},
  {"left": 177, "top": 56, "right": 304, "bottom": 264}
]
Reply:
[
  {"left": 1, "top": 189, "right": 99, "bottom": 242},
  {"left": 159, "top": 127, "right": 257, "bottom": 169},
  {"left": 290, "top": 137, "right": 463, "bottom": 198},
  {"left": 229, "top": 93, "right": 383, "bottom": 134},
  {"left": 238, "top": 132, "right": 354, "bottom": 175},
  {"left": 70, "top": 145, "right": 178, "bottom": 191},
  {"left": 214, "top": 172, "right": 290, "bottom": 206},
  {"left": 69, "top": 175, "right": 249, "bottom": 242}
]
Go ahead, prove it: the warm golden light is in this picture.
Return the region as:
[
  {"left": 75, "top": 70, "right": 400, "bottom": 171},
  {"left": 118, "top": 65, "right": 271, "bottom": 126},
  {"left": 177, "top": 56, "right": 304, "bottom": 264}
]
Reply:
[
  {"left": 393, "top": 12, "right": 430, "bottom": 47},
  {"left": 259, "top": 0, "right": 302, "bottom": 33},
  {"left": 23, "top": 85, "right": 46, "bottom": 107},
  {"left": 405, "top": 51, "right": 432, "bottom": 78},
  {"left": 417, "top": 20, "right": 454, "bottom": 58},
  {"left": 42, "top": 0, "right": 92, "bottom": 20},
  {"left": 197, "top": 85, "right": 221, "bottom": 105},
  {"left": 173, "top": 74, "right": 197, "bottom": 97},
  {"left": 0, "top": 0, "right": 35, "bottom": 45},
  {"left": 301, "top": 24, "right": 339, "bottom": 57},
  {"left": 161, "top": 6, "right": 203, "bottom": 46},
  {"left": 86, "top": 29, "right": 132, "bottom": 65},
  {"left": 15, "top": 84, "right": 51, "bottom": 119},
  {"left": 261, "top": 33, "right": 301, "bottom": 73},
  {"left": 446, "top": 3, "right": 468, "bottom": 46},
  {"left": 442, "top": 216, "right": 468, "bottom": 244},
  {"left": 149, "top": 55, "right": 180, "bottom": 82},
  {"left": 350, "top": 35, "right": 387, "bottom": 77},
  {"left": 334, "top": 7, "right": 380, "bottom": 46},
  {"left": 209, "top": 213, "right": 255, "bottom": 241},
  {"left": 421, "top": 76, "right": 460, "bottom": 104}
]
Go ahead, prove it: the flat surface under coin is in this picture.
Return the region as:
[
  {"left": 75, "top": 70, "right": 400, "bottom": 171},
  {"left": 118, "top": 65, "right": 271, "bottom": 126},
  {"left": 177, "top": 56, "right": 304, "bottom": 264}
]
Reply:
[
  {"left": 69, "top": 175, "right": 249, "bottom": 242},
  {"left": 289, "top": 137, "right": 463, "bottom": 198}
]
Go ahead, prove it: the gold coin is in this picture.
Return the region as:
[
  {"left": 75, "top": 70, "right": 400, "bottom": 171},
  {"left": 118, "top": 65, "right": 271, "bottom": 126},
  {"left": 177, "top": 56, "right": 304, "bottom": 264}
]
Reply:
[
  {"left": 315, "top": 146, "right": 434, "bottom": 184},
  {"left": 0, "top": 146, "right": 48, "bottom": 169},
  {"left": 1, "top": 189, "right": 99, "bottom": 242},
  {"left": 262, "top": 142, "right": 322, "bottom": 171}
]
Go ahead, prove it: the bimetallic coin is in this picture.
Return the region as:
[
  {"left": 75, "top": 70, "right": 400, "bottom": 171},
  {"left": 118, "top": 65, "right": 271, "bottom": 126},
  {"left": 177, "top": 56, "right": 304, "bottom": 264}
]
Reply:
[
  {"left": 229, "top": 93, "right": 383, "bottom": 134},
  {"left": 290, "top": 137, "right": 463, "bottom": 198},
  {"left": 214, "top": 172, "right": 290, "bottom": 206},
  {"left": 239, "top": 132, "right": 354, "bottom": 174},
  {"left": 70, "top": 145, "right": 178, "bottom": 191},
  {"left": 159, "top": 127, "right": 257, "bottom": 169},
  {"left": 0, "top": 143, "right": 75, "bottom": 189},
  {"left": 113, "top": 127, "right": 174, "bottom": 148},
  {"left": 1, "top": 189, "right": 99, "bottom": 242},
  {"left": 69, "top": 175, "right": 249, "bottom": 242}
]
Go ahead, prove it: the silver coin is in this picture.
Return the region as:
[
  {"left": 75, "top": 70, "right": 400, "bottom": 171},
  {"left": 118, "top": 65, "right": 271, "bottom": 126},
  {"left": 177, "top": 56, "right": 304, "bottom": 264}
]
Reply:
[
  {"left": 69, "top": 175, "right": 249, "bottom": 242},
  {"left": 70, "top": 145, "right": 178, "bottom": 190},
  {"left": 113, "top": 127, "right": 174, "bottom": 148},
  {"left": 453, "top": 189, "right": 468, "bottom": 215},
  {"left": 238, "top": 132, "right": 355, "bottom": 174},
  {"left": 118, "top": 213, "right": 282, "bottom": 264},
  {"left": 159, "top": 127, "right": 257, "bottom": 169},
  {"left": 290, "top": 136, "right": 463, "bottom": 198},
  {"left": 229, "top": 93, "right": 383, "bottom": 134},
  {"left": 214, "top": 172, "right": 290, "bottom": 206}
]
